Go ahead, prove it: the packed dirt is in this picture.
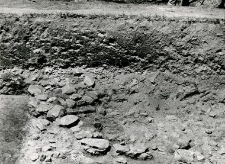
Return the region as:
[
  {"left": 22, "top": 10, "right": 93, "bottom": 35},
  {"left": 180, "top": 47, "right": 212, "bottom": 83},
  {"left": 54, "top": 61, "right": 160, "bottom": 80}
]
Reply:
[
  {"left": 0, "top": 95, "right": 29, "bottom": 164},
  {"left": 0, "top": 4, "right": 225, "bottom": 164},
  {"left": 0, "top": 4, "right": 225, "bottom": 19}
]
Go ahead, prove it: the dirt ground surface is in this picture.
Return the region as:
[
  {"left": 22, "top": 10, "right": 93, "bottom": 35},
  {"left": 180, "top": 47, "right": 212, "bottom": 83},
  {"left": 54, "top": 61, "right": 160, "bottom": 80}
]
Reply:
[
  {"left": 0, "top": 95, "right": 29, "bottom": 164},
  {"left": 0, "top": 2, "right": 224, "bottom": 19}
]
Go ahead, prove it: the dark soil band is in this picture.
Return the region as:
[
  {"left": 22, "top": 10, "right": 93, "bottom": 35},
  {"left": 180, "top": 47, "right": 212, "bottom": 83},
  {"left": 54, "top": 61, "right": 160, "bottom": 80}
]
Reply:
[{"left": 0, "top": 13, "right": 224, "bottom": 77}]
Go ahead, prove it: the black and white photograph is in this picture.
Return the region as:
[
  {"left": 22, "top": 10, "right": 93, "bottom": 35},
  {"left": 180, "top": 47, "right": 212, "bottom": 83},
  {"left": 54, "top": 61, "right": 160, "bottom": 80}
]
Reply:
[{"left": 0, "top": 0, "right": 224, "bottom": 163}]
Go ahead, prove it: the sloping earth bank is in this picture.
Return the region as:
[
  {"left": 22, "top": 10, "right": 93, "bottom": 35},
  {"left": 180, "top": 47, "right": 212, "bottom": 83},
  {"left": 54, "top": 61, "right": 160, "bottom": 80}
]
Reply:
[{"left": 0, "top": 12, "right": 225, "bottom": 164}]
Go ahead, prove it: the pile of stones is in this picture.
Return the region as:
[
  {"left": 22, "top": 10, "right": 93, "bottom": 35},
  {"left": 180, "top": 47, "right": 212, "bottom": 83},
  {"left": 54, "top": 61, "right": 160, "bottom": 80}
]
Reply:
[
  {"left": 24, "top": 69, "right": 154, "bottom": 164},
  {"left": 25, "top": 73, "right": 113, "bottom": 162}
]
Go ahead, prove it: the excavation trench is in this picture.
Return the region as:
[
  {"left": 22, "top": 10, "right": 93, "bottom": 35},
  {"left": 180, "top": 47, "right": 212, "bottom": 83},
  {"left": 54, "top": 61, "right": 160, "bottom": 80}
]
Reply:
[{"left": 0, "top": 13, "right": 225, "bottom": 164}]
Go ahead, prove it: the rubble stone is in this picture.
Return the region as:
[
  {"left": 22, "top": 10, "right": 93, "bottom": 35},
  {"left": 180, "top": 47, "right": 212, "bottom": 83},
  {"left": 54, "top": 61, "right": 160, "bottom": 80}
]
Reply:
[
  {"left": 47, "top": 97, "right": 58, "bottom": 103},
  {"left": 81, "top": 138, "right": 110, "bottom": 155},
  {"left": 126, "top": 144, "right": 148, "bottom": 158},
  {"left": 70, "top": 93, "right": 82, "bottom": 100},
  {"left": 42, "top": 145, "right": 55, "bottom": 152},
  {"left": 33, "top": 118, "right": 50, "bottom": 131},
  {"left": 177, "top": 137, "right": 192, "bottom": 149},
  {"left": 28, "top": 85, "right": 44, "bottom": 95},
  {"left": 138, "top": 152, "right": 153, "bottom": 160},
  {"left": 113, "top": 144, "right": 130, "bottom": 155},
  {"left": 28, "top": 97, "right": 39, "bottom": 108},
  {"left": 30, "top": 153, "right": 39, "bottom": 161},
  {"left": 47, "top": 105, "right": 65, "bottom": 121},
  {"left": 194, "top": 151, "right": 205, "bottom": 161},
  {"left": 75, "top": 129, "right": 93, "bottom": 140},
  {"left": 36, "top": 94, "right": 48, "bottom": 101},
  {"left": 35, "top": 102, "right": 54, "bottom": 115},
  {"left": 62, "top": 84, "right": 76, "bottom": 95},
  {"left": 174, "top": 149, "right": 194, "bottom": 163},
  {"left": 66, "top": 99, "right": 76, "bottom": 108},
  {"left": 59, "top": 115, "right": 79, "bottom": 128},
  {"left": 70, "top": 126, "right": 82, "bottom": 133},
  {"left": 84, "top": 75, "right": 95, "bottom": 87},
  {"left": 77, "top": 96, "right": 94, "bottom": 106}
]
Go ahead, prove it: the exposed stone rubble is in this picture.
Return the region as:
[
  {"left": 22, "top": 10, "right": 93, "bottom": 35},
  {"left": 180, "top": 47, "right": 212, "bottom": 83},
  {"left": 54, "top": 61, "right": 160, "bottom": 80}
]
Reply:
[
  {"left": 15, "top": 68, "right": 112, "bottom": 164},
  {"left": 2, "top": 66, "right": 225, "bottom": 164}
]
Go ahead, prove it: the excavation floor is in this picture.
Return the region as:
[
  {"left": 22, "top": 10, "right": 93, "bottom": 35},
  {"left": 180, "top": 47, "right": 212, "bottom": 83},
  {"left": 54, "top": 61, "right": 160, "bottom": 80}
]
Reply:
[{"left": 0, "top": 95, "right": 29, "bottom": 164}]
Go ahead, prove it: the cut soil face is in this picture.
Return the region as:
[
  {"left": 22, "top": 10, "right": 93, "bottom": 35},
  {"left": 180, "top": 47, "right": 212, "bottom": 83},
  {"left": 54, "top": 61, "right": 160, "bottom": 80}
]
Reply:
[{"left": 0, "top": 14, "right": 224, "bottom": 78}]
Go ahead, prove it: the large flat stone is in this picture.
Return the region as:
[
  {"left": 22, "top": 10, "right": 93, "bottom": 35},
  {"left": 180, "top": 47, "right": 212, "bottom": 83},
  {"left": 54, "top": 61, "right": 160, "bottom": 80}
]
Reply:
[
  {"left": 59, "top": 115, "right": 79, "bottom": 128},
  {"left": 81, "top": 138, "right": 110, "bottom": 155}
]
